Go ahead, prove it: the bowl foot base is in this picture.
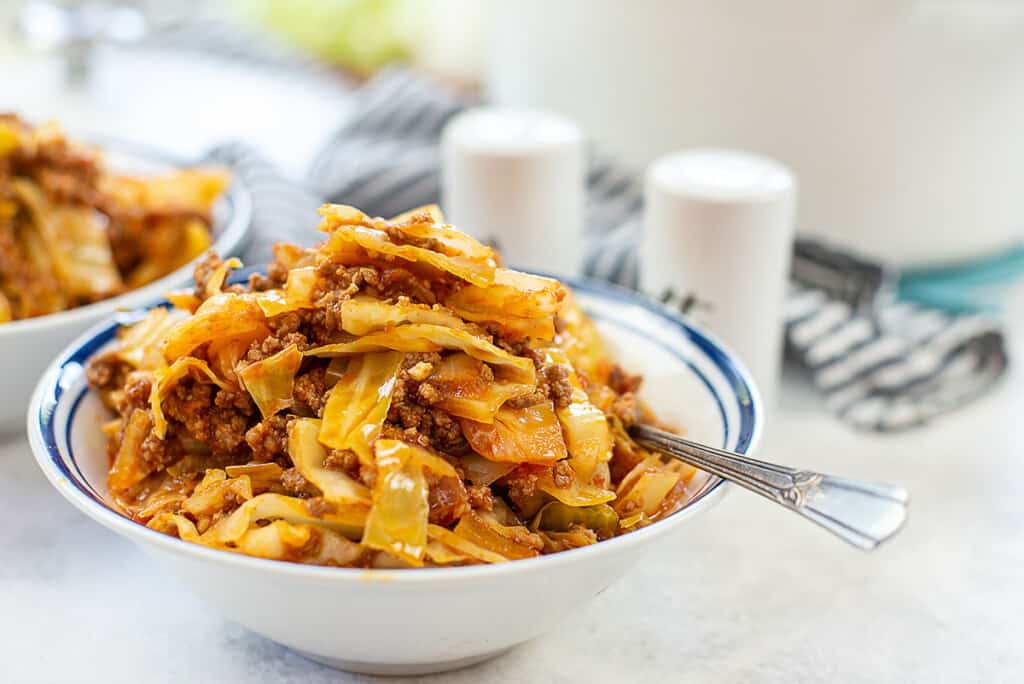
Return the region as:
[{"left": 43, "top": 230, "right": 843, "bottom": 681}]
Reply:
[{"left": 296, "top": 647, "right": 513, "bottom": 676}]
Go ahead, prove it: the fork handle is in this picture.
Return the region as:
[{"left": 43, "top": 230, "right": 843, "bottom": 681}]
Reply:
[{"left": 630, "top": 424, "right": 909, "bottom": 550}]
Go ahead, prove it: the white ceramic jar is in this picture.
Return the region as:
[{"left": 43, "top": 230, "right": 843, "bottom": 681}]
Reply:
[{"left": 486, "top": 0, "right": 1024, "bottom": 265}]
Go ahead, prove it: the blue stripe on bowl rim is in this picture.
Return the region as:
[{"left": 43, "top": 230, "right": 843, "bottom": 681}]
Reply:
[{"left": 30, "top": 270, "right": 761, "bottom": 570}]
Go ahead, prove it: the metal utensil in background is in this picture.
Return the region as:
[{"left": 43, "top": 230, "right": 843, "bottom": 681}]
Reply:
[{"left": 630, "top": 423, "right": 908, "bottom": 550}]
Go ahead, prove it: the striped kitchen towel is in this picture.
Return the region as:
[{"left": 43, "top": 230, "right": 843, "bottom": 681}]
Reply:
[{"left": 212, "top": 67, "right": 1008, "bottom": 431}]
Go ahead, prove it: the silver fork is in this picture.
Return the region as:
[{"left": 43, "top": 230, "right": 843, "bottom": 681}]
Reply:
[{"left": 630, "top": 424, "right": 909, "bottom": 550}]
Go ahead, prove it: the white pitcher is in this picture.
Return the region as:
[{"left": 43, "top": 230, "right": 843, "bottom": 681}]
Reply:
[{"left": 486, "top": 0, "right": 1024, "bottom": 265}]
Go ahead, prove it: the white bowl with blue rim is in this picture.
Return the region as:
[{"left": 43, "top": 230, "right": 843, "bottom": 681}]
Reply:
[
  {"left": 0, "top": 141, "right": 252, "bottom": 434},
  {"left": 27, "top": 276, "right": 760, "bottom": 676}
]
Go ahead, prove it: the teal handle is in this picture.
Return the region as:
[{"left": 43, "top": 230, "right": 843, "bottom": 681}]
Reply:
[{"left": 897, "top": 242, "right": 1024, "bottom": 314}]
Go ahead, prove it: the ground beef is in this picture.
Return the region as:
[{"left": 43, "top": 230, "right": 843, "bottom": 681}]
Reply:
[
  {"left": 611, "top": 392, "right": 639, "bottom": 427},
  {"left": 245, "top": 330, "right": 309, "bottom": 363},
  {"left": 552, "top": 460, "right": 574, "bottom": 489},
  {"left": 305, "top": 497, "right": 336, "bottom": 518},
  {"left": 248, "top": 271, "right": 282, "bottom": 292},
  {"left": 314, "top": 259, "right": 454, "bottom": 306},
  {"left": 504, "top": 361, "right": 573, "bottom": 410},
  {"left": 323, "top": 449, "right": 362, "bottom": 480},
  {"left": 542, "top": 364, "right": 574, "bottom": 409},
  {"left": 386, "top": 393, "right": 466, "bottom": 453},
  {"left": 269, "top": 311, "right": 304, "bottom": 336},
  {"left": 427, "top": 472, "right": 470, "bottom": 526},
  {"left": 314, "top": 262, "right": 381, "bottom": 301},
  {"left": 384, "top": 354, "right": 464, "bottom": 453},
  {"left": 508, "top": 525, "right": 545, "bottom": 552},
  {"left": 192, "top": 252, "right": 223, "bottom": 300},
  {"left": 0, "top": 214, "right": 68, "bottom": 317},
  {"left": 504, "top": 388, "right": 547, "bottom": 409},
  {"left": 6, "top": 120, "right": 101, "bottom": 207},
  {"left": 608, "top": 365, "right": 643, "bottom": 395},
  {"left": 116, "top": 372, "right": 153, "bottom": 415},
  {"left": 417, "top": 382, "right": 441, "bottom": 405},
  {"left": 293, "top": 365, "right": 330, "bottom": 417},
  {"left": 139, "top": 428, "right": 185, "bottom": 471},
  {"left": 501, "top": 467, "right": 540, "bottom": 516},
  {"left": 281, "top": 468, "right": 318, "bottom": 497},
  {"left": 382, "top": 223, "right": 444, "bottom": 253},
  {"left": 245, "top": 414, "right": 291, "bottom": 462},
  {"left": 467, "top": 484, "right": 494, "bottom": 511},
  {"left": 160, "top": 380, "right": 255, "bottom": 457},
  {"left": 85, "top": 350, "right": 128, "bottom": 392}
]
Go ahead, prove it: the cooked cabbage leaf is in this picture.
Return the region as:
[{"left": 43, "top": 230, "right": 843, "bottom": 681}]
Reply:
[
  {"left": 361, "top": 439, "right": 431, "bottom": 566},
  {"left": 318, "top": 351, "right": 404, "bottom": 462},
  {"left": 453, "top": 511, "right": 540, "bottom": 561},
  {"left": 254, "top": 265, "right": 317, "bottom": 318},
  {"left": 461, "top": 402, "right": 568, "bottom": 466},
  {"left": 540, "top": 347, "right": 612, "bottom": 483},
  {"left": 339, "top": 296, "right": 466, "bottom": 336},
  {"left": 427, "top": 353, "right": 533, "bottom": 423},
  {"left": 162, "top": 292, "right": 269, "bottom": 361},
  {"left": 289, "top": 417, "right": 371, "bottom": 504},
  {"left": 201, "top": 492, "right": 368, "bottom": 545},
  {"left": 149, "top": 357, "right": 231, "bottom": 438},
  {"left": 115, "top": 307, "right": 181, "bottom": 370},
  {"left": 238, "top": 344, "right": 302, "bottom": 418},
  {"left": 318, "top": 204, "right": 497, "bottom": 287},
  {"left": 308, "top": 323, "right": 536, "bottom": 385}
]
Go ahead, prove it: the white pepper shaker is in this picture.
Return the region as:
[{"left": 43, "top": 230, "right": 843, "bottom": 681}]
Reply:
[
  {"left": 441, "top": 107, "right": 584, "bottom": 276},
  {"left": 642, "top": 149, "right": 797, "bottom": 407}
]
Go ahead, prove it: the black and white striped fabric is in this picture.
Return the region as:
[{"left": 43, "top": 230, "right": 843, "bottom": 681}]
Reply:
[{"left": 208, "top": 67, "right": 1006, "bottom": 431}]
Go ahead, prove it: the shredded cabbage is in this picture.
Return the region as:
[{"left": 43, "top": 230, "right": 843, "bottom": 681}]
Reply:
[
  {"left": 204, "top": 257, "right": 242, "bottom": 299},
  {"left": 613, "top": 461, "right": 682, "bottom": 517},
  {"left": 453, "top": 511, "right": 540, "bottom": 560},
  {"left": 109, "top": 409, "right": 152, "bottom": 492},
  {"left": 318, "top": 352, "right": 404, "bottom": 462},
  {"left": 446, "top": 268, "right": 564, "bottom": 320},
  {"left": 535, "top": 471, "right": 617, "bottom": 507},
  {"left": 555, "top": 291, "right": 611, "bottom": 384},
  {"left": 224, "top": 462, "right": 284, "bottom": 492},
  {"left": 12, "top": 178, "right": 124, "bottom": 301},
  {"left": 149, "top": 357, "right": 231, "bottom": 438},
  {"left": 254, "top": 265, "right": 317, "bottom": 317},
  {"left": 115, "top": 307, "right": 180, "bottom": 370},
  {"left": 461, "top": 402, "right": 568, "bottom": 465},
  {"left": 361, "top": 439, "right": 431, "bottom": 566},
  {"left": 339, "top": 296, "right": 466, "bottom": 336},
  {"left": 308, "top": 323, "right": 536, "bottom": 384},
  {"left": 162, "top": 292, "right": 269, "bottom": 361},
  {"left": 201, "top": 493, "right": 368, "bottom": 545},
  {"left": 427, "top": 524, "right": 510, "bottom": 564},
  {"left": 427, "top": 353, "right": 533, "bottom": 423},
  {"left": 288, "top": 418, "right": 371, "bottom": 504},
  {"left": 459, "top": 453, "right": 517, "bottom": 485},
  {"left": 238, "top": 344, "right": 302, "bottom": 418},
  {"left": 318, "top": 204, "right": 497, "bottom": 287},
  {"left": 540, "top": 347, "right": 613, "bottom": 483}
]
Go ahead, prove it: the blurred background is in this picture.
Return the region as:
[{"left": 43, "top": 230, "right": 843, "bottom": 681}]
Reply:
[
  {"left": 4, "top": 0, "right": 1022, "bottom": 425},
  {"left": 4, "top": 0, "right": 1023, "bottom": 267}
]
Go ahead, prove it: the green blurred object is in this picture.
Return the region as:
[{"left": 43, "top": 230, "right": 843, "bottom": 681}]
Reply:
[
  {"left": 240, "top": 0, "right": 418, "bottom": 75},
  {"left": 896, "top": 242, "right": 1024, "bottom": 315}
]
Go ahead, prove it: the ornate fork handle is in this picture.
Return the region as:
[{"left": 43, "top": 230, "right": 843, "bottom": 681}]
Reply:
[{"left": 630, "top": 424, "right": 909, "bottom": 550}]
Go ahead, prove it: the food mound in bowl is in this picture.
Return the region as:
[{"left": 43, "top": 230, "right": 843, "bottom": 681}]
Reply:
[
  {"left": 0, "top": 115, "right": 229, "bottom": 322},
  {"left": 87, "top": 204, "right": 701, "bottom": 568}
]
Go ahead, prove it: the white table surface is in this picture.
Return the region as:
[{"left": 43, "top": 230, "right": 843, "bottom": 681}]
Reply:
[{"left": 2, "top": 45, "right": 1024, "bottom": 684}]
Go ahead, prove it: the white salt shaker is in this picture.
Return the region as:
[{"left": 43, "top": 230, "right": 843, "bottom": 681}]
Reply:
[
  {"left": 441, "top": 107, "right": 584, "bottom": 276},
  {"left": 642, "top": 149, "right": 797, "bottom": 407}
]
